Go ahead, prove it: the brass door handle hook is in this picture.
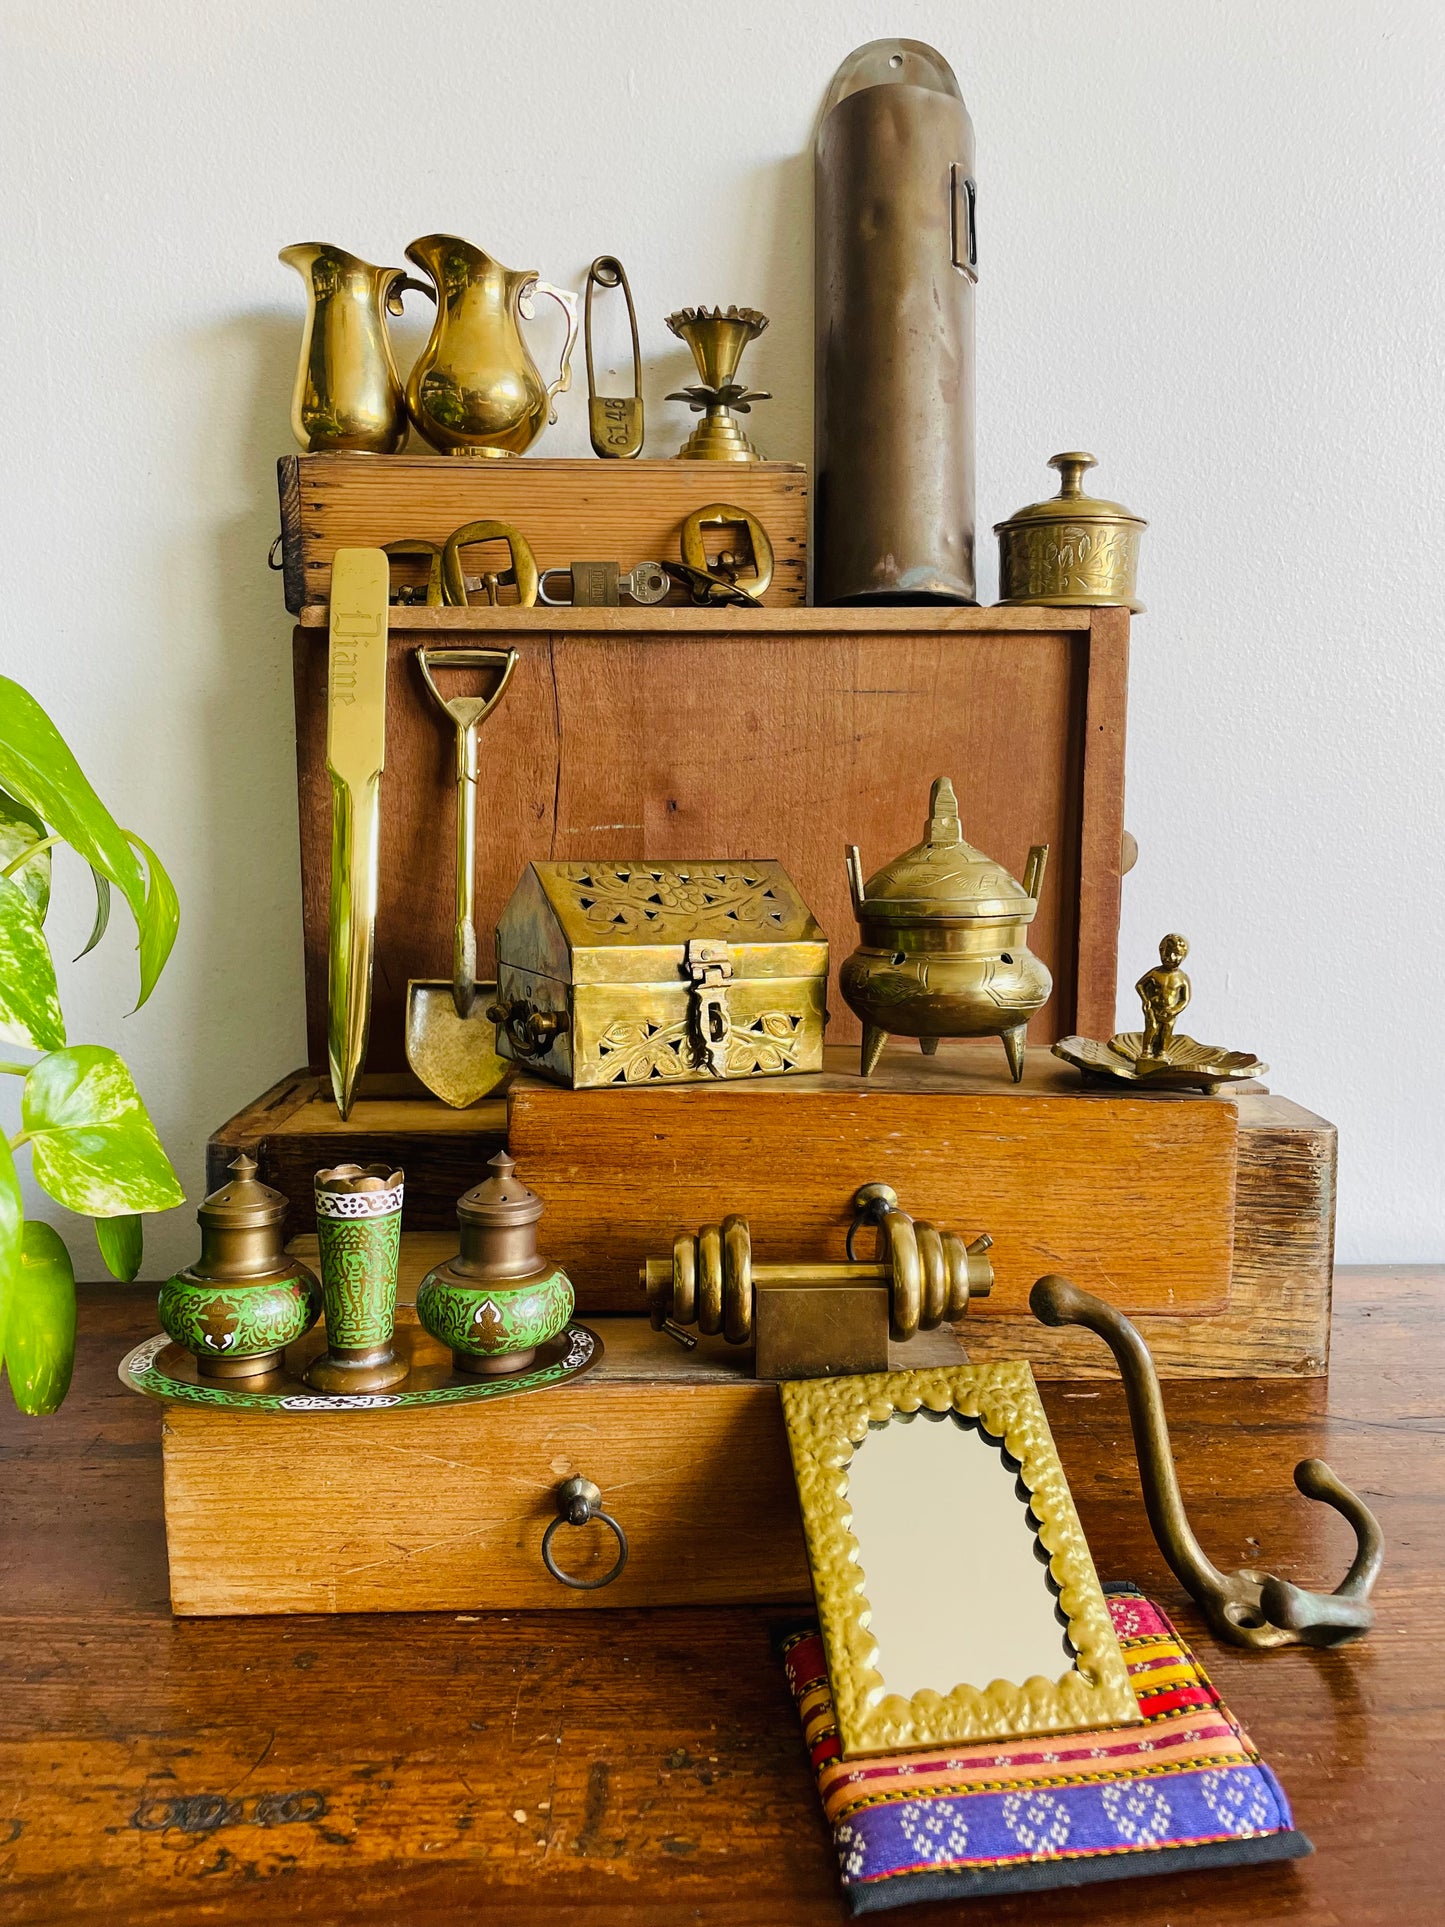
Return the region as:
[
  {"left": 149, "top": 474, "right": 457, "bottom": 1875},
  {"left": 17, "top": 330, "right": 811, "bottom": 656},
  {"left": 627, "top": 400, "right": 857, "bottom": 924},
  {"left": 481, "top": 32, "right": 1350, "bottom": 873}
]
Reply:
[{"left": 1029, "top": 1274, "right": 1383, "bottom": 1650}]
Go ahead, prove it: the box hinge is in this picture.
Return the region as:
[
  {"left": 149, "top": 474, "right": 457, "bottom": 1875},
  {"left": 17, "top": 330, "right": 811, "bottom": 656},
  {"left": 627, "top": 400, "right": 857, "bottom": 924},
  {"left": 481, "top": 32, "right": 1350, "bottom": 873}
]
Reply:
[{"left": 682, "top": 939, "right": 733, "bottom": 1077}]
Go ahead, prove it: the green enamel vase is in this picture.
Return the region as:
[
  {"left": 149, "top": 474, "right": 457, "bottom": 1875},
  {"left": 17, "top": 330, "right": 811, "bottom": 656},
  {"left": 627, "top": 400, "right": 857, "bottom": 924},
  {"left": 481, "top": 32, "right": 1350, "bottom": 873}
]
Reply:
[
  {"left": 306, "top": 1164, "right": 408, "bottom": 1394},
  {"left": 416, "top": 1151, "right": 574, "bottom": 1374},
  {"left": 158, "top": 1155, "right": 321, "bottom": 1377}
]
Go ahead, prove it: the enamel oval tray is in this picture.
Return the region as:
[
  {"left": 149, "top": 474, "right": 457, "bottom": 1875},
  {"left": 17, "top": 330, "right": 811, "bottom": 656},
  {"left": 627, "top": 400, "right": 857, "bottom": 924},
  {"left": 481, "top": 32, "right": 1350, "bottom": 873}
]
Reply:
[{"left": 118, "top": 1319, "right": 601, "bottom": 1413}]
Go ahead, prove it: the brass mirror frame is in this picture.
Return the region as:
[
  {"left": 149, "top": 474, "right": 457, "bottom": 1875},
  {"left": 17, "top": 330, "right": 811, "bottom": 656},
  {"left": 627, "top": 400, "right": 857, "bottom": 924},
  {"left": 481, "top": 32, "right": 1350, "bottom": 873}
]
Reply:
[{"left": 781, "top": 1362, "right": 1139, "bottom": 1758}]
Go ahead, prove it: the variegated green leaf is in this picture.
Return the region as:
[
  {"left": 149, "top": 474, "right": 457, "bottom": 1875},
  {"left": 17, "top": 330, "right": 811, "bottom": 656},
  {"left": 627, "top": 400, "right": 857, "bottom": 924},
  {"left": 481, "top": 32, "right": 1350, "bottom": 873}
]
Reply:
[
  {"left": 0, "top": 874, "right": 65, "bottom": 1052},
  {"left": 3, "top": 1221, "right": 75, "bottom": 1415},
  {"left": 22, "top": 1045, "right": 184, "bottom": 1216},
  {"left": 0, "top": 679, "right": 176, "bottom": 1006},
  {"left": 123, "top": 832, "right": 179, "bottom": 1009},
  {"left": 95, "top": 1212, "right": 143, "bottom": 1283},
  {"left": 0, "top": 785, "right": 51, "bottom": 918},
  {"left": 0, "top": 1134, "right": 22, "bottom": 1368},
  {"left": 74, "top": 866, "right": 111, "bottom": 963}
]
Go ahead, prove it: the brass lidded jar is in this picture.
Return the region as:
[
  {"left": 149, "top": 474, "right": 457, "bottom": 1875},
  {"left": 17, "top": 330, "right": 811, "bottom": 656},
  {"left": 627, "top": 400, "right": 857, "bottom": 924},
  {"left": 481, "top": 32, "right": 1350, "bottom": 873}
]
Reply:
[
  {"left": 995, "top": 452, "right": 1146, "bottom": 610},
  {"left": 416, "top": 1153, "right": 574, "bottom": 1376},
  {"left": 841, "top": 778, "right": 1052, "bottom": 1081},
  {"left": 158, "top": 1156, "right": 321, "bottom": 1377}
]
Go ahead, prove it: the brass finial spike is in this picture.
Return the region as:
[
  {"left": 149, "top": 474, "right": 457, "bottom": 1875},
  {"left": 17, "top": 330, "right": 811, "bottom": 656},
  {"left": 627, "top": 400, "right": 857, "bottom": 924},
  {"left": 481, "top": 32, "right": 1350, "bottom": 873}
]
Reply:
[
  {"left": 925, "top": 777, "right": 962, "bottom": 844},
  {"left": 228, "top": 1153, "right": 258, "bottom": 1181}
]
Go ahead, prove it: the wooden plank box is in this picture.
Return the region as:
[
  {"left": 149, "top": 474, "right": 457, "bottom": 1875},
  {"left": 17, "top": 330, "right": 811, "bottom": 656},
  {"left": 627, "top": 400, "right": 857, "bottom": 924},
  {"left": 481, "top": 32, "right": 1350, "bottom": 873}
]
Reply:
[
  {"left": 276, "top": 453, "right": 808, "bottom": 611},
  {"left": 212, "top": 1044, "right": 1335, "bottom": 1378},
  {"left": 291, "top": 603, "right": 1130, "bottom": 1074}
]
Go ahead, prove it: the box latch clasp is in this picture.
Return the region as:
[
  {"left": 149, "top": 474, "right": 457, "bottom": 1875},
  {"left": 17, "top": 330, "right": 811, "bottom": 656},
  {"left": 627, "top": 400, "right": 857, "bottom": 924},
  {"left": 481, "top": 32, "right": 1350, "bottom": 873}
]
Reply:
[{"left": 682, "top": 939, "right": 733, "bottom": 1077}]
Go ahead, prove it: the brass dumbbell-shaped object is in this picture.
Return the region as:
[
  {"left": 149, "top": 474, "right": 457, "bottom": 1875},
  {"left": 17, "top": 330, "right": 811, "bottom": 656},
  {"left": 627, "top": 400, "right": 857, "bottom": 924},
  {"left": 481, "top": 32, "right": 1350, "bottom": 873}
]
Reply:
[{"left": 642, "top": 1183, "right": 993, "bottom": 1379}]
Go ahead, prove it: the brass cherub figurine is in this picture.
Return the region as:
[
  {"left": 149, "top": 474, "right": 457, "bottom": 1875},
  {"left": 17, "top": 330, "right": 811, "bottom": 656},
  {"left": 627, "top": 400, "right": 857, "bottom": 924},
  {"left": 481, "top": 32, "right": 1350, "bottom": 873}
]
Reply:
[
  {"left": 1137, "top": 933, "right": 1191, "bottom": 1060},
  {"left": 1053, "top": 934, "right": 1265, "bottom": 1094}
]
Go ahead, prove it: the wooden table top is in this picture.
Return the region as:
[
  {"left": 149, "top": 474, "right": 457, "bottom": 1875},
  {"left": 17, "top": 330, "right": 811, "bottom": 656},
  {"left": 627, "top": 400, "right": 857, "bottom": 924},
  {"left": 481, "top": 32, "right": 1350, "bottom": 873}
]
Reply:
[{"left": 1, "top": 1267, "right": 1438, "bottom": 1925}]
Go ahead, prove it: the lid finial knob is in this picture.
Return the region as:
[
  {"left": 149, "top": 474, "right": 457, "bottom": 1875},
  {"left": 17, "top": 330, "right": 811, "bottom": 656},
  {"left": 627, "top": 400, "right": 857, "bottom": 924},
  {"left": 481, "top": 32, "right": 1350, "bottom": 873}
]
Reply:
[
  {"left": 1049, "top": 451, "right": 1097, "bottom": 499},
  {"left": 924, "top": 777, "right": 963, "bottom": 846}
]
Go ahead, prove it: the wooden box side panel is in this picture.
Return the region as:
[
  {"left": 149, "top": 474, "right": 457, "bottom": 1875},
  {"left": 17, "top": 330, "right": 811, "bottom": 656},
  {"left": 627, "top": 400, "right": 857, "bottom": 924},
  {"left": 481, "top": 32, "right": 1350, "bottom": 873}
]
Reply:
[
  {"left": 964, "top": 1108, "right": 1337, "bottom": 1378},
  {"left": 278, "top": 454, "right": 808, "bottom": 610},
  {"left": 296, "top": 616, "right": 1121, "bottom": 1072},
  {"left": 162, "top": 1384, "right": 810, "bottom": 1616},
  {"left": 506, "top": 1072, "right": 1237, "bottom": 1317}
]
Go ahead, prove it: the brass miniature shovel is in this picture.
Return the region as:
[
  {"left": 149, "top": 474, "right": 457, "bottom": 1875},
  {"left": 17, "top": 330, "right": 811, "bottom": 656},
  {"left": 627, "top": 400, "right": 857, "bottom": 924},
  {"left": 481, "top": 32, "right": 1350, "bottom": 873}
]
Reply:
[{"left": 404, "top": 647, "right": 519, "bottom": 1107}]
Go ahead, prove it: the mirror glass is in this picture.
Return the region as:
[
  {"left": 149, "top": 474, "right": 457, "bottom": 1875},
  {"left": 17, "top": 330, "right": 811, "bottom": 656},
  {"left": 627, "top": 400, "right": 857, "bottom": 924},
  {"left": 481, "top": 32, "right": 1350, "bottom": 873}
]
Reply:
[{"left": 845, "top": 1410, "right": 1072, "bottom": 1700}]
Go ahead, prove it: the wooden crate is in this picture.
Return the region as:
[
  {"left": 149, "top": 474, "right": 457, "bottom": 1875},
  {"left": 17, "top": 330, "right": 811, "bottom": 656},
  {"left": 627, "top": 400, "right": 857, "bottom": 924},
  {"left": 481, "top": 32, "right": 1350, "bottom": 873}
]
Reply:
[
  {"left": 159, "top": 1316, "right": 973, "bottom": 1617},
  {"left": 212, "top": 1044, "right": 1335, "bottom": 1377},
  {"left": 275, "top": 453, "right": 808, "bottom": 610},
  {"left": 291, "top": 603, "right": 1130, "bottom": 1074}
]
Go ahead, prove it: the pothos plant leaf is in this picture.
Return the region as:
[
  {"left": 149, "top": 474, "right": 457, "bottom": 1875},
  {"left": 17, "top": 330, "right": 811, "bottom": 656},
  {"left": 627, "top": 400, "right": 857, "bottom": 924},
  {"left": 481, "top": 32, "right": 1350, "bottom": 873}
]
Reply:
[
  {"left": 0, "top": 678, "right": 177, "bottom": 1007},
  {"left": 124, "top": 832, "right": 179, "bottom": 1006},
  {"left": 95, "top": 1213, "right": 143, "bottom": 1284},
  {"left": 0, "top": 1133, "right": 23, "bottom": 1354},
  {"left": 74, "top": 866, "right": 112, "bottom": 964},
  {"left": 22, "top": 1045, "right": 185, "bottom": 1217},
  {"left": 0, "top": 874, "right": 66, "bottom": 1052},
  {"left": 4, "top": 1222, "right": 76, "bottom": 1416},
  {"left": 0, "top": 784, "right": 52, "bottom": 919}
]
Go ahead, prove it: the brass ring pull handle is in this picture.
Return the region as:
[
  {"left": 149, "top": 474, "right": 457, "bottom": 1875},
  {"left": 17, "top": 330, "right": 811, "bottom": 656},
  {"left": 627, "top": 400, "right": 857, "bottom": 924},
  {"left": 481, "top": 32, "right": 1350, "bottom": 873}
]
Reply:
[
  {"left": 441, "top": 520, "right": 540, "bottom": 608},
  {"left": 585, "top": 256, "right": 644, "bottom": 458},
  {"left": 541, "top": 1476, "right": 629, "bottom": 1590},
  {"left": 1029, "top": 1275, "right": 1384, "bottom": 1650},
  {"left": 645, "top": 1184, "right": 993, "bottom": 1345},
  {"left": 486, "top": 996, "right": 570, "bottom": 1058}
]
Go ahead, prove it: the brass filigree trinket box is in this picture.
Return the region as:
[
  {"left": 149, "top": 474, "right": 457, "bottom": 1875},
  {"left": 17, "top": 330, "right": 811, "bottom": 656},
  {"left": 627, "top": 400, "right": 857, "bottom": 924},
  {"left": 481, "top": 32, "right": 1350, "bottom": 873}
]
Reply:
[{"left": 489, "top": 860, "right": 827, "bottom": 1088}]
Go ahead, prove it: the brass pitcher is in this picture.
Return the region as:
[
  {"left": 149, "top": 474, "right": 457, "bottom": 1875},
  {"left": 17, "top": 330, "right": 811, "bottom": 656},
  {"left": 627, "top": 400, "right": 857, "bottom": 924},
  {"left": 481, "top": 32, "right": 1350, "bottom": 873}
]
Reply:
[
  {"left": 403, "top": 235, "right": 580, "bottom": 456},
  {"left": 279, "top": 243, "right": 431, "bottom": 453}
]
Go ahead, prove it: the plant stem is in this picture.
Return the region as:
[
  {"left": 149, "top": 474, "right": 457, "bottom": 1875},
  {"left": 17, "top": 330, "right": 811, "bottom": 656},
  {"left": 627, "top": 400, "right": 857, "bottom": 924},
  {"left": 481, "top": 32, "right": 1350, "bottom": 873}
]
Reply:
[
  {"left": 0, "top": 1061, "right": 33, "bottom": 1077},
  {"left": 8, "top": 1131, "right": 29, "bottom": 1150},
  {"left": 0, "top": 835, "right": 60, "bottom": 880}
]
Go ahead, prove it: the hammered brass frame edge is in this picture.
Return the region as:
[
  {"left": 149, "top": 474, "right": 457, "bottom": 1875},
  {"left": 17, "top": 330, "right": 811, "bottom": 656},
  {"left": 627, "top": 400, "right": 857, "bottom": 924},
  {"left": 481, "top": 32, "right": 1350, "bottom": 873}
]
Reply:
[{"left": 779, "top": 1362, "right": 1140, "bottom": 1758}]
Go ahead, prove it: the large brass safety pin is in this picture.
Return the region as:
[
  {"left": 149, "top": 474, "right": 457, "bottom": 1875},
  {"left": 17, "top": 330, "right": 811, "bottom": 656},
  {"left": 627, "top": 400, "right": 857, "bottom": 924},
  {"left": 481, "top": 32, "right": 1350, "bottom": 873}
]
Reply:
[
  {"left": 1030, "top": 1275, "right": 1383, "bottom": 1650},
  {"left": 584, "top": 256, "right": 644, "bottom": 458}
]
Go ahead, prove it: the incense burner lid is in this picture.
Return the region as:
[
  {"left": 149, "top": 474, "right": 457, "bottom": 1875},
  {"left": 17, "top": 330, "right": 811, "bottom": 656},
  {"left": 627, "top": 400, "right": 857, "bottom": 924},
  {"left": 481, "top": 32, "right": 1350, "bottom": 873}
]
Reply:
[
  {"left": 857, "top": 779, "right": 1035, "bottom": 923},
  {"left": 198, "top": 1153, "right": 288, "bottom": 1233},
  {"left": 458, "top": 1150, "right": 545, "bottom": 1232}
]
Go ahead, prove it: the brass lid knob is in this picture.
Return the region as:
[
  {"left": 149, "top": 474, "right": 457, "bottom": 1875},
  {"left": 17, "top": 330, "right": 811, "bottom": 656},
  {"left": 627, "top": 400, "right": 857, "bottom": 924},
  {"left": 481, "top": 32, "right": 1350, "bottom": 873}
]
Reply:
[
  {"left": 854, "top": 777, "right": 1038, "bottom": 919},
  {"left": 458, "top": 1151, "right": 544, "bottom": 1230},
  {"left": 198, "top": 1154, "right": 287, "bottom": 1232},
  {"left": 993, "top": 451, "right": 1146, "bottom": 532}
]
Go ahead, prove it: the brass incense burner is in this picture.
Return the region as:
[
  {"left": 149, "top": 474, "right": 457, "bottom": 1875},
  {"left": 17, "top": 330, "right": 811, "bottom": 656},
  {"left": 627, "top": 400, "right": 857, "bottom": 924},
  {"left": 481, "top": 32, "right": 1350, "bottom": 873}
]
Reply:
[
  {"left": 1054, "top": 934, "right": 1267, "bottom": 1093},
  {"left": 841, "top": 778, "right": 1051, "bottom": 1080},
  {"left": 665, "top": 305, "right": 770, "bottom": 459}
]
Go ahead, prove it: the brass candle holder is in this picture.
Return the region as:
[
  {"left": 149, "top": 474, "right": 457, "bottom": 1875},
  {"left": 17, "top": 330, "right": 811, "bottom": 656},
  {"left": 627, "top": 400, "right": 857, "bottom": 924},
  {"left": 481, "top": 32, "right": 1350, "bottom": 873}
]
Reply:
[{"left": 665, "top": 305, "right": 770, "bottom": 460}]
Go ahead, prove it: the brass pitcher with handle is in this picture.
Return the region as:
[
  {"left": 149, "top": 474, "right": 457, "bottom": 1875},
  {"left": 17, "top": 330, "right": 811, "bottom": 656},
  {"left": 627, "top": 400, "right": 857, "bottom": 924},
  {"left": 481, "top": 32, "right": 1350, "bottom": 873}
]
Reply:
[
  {"left": 279, "top": 244, "right": 432, "bottom": 453},
  {"left": 403, "top": 235, "right": 580, "bottom": 456}
]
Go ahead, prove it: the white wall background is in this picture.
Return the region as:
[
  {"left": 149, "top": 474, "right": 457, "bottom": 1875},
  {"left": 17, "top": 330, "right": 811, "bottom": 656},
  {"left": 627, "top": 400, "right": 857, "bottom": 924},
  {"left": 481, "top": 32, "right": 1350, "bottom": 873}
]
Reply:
[{"left": 1, "top": 0, "right": 1441, "bottom": 1279}]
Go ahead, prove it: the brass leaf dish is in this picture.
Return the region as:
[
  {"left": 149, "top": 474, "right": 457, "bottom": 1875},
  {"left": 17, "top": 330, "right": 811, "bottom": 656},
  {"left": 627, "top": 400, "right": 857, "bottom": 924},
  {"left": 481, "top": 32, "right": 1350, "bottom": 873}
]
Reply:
[{"left": 1054, "top": 934, "right": 1266, "bottom": 1094}]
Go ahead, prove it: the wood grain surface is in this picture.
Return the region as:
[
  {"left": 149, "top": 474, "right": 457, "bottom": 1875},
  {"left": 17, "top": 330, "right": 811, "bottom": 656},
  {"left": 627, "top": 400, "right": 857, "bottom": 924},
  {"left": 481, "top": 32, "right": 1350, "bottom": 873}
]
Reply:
[
  {"left": 507, "top": 1040, "right": 1240, "bottom": 1318},
  {"left": 159, "top": 1319, "right": 951, "bottom": 1617},
  {"left": 0, "top": 1269, "right": 1435, "bottom": 1923},
  {"left": 277, "top": 453, "right": 809, "bottom": 610},
  {"left": 292, "top": 605, "right": 1128, "bottom": 1073}
]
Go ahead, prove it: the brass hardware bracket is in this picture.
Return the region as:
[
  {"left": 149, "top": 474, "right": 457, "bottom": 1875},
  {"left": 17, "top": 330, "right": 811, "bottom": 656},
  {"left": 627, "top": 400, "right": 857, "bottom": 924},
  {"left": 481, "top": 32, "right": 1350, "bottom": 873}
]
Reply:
[
  {"left": 643, "top": 1183, "right": 993, "bottom": 1379},
  {"left": 1030, "top": 1275, "right": 1383, "bottom": 1649}
]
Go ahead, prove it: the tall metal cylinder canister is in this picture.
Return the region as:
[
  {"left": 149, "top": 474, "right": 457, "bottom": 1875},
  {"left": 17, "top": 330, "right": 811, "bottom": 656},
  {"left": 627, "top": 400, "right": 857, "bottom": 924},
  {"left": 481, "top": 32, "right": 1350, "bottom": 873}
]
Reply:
[{"left": 814, "top": 40, "right": 978, "bottom": 604}]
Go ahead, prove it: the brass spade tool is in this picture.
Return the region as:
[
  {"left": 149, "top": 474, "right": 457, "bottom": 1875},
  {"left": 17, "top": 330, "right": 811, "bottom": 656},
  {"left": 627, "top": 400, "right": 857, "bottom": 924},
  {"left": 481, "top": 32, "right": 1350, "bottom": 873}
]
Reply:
[
  {"left": 405, "top": 647, "right": 519, "bottom": 1107},
  {"left": 326, "top": 548, "right": 391, "bottom": 1119}
]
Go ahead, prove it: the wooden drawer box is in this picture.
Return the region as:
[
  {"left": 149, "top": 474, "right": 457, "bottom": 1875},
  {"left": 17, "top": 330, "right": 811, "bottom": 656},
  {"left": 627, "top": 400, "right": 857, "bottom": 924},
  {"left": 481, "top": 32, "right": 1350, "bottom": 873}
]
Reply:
[
  {"left": 276, "top": 453, "right": 808, "bottom": 610},
  {"left": 159, "top": 1316, "right": 833, "bottom": 1616},
  {"left": 291, "top": 603, "right": 1130, "bottom": 1075}
]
